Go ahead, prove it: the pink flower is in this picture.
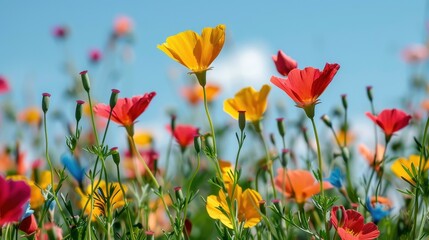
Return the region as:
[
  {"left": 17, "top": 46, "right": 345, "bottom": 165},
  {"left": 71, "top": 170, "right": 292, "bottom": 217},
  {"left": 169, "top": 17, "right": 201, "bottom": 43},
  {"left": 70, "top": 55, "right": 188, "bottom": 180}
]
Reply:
[
  {"left": 331, "top": 206, "right": 380, "bottom": 240},
  {"left": 124, "top": 149, "right": 158, "bottom": 178},
  {"left": 38, "top": 222, "right": 63, "bottom": 240},
  {"left": 0, "top": 75, "right": 10, "bottom": 93},
  {"left": 113, "top": 16, "right": 133, "bottom": 36},
  {"left": 366, "top": 109, "right": 411, "bottom": 141},
  {"left": 272, "top": 50, "right": 298, "bottom": 76},
  {"left": 94, "top": 92, "right": 156, "bottom": 128},
  {"left": 89, "top": 49, "right": 102, "bottom": 63},
  {"left": 0, "top": 175, "right": 31, "bottom": 226},
  {"left": 167, "top": 124, "right": 199, "bottom": 150},
  {"left": 402, "top": 44, "right": 428, "bottom": 63},
  {"left": 52, "top": 26, "right": 68, "bottom": 39}
]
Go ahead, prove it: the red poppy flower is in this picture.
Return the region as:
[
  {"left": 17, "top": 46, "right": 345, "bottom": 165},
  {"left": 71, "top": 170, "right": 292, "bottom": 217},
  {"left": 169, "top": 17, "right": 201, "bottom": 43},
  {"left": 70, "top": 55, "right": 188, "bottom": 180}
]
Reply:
[
  {"left": 272, "top": 50, "right": 297, "bottom": 76},
  {"left": 19, "top": 214, "right": 38, "bottom": 235},
  {"left": 167, "top": 124, "right": 199, "bottom": 150},
  {"left": 270, "top": 63, "right": 340, "bottom": 118},
  {"left": 331, "top": 205, "right": 380, "bottom": 240},
  {"left": 0, "top": 175, "right": 31, "bottom": 226},
  {"left": 94, "top": 92, "right": 156, "bottom": 128},
  {"left": 0, "top": 75, "right": 10, "bottom": 94},
  {"left": 366, "top": 109, "right": 411, "bottom": 141}
]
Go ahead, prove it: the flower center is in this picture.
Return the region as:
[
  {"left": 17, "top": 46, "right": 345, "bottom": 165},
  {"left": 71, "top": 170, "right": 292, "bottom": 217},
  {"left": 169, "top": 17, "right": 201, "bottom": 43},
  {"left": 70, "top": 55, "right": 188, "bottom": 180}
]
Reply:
[{"left": 345, "top": 227, "right": 358, "bottom": 236}]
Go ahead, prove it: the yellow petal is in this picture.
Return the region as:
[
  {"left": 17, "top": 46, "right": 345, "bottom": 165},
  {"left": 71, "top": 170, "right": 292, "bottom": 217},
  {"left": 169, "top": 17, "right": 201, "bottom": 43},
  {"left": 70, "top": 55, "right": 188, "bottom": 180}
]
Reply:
[
  {"left": 197, "top": 24, "right": 226, "bottom": 71},
  {"left": 158, "top": 30, "right": 200, "bottom": 71},
  {"left": 240, "top": 189, "right": 262, "bottom": 228},
  {"left": 206, "top": 194, "right": 233, "bottom": 229}
]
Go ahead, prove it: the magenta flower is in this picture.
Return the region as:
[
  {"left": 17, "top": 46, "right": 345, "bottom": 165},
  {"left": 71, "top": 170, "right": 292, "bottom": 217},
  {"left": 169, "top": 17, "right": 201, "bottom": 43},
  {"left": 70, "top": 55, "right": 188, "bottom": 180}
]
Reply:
[
  {"left": 89, "top": 48, "right": 102, "bottom": 63},
  {"left": 0, "top": 75, "right": 10, "bottom": 94},
  {"left": 0, "top": 175, "right": 31, "bottom": 226}
]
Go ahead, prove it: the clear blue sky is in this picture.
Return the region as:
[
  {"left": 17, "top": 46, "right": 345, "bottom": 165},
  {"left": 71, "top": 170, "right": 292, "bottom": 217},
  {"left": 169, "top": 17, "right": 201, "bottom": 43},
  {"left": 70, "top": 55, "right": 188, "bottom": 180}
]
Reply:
[{"left": 1, "top": 1, "right": 427, "bottom": 159}]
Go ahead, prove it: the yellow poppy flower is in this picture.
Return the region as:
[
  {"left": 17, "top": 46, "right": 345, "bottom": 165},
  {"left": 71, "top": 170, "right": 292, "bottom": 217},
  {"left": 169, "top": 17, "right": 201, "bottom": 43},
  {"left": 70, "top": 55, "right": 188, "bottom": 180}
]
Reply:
[
  {"left": 158, "top": 24, "right": 226, "bottom": 73},
  {"left": 19, "top": 107, "right": 41, "bottom": 126},
  {"left": 77, "top": 180, "right": 127, "bottom": 221},
  {"left": 206, "top": 183, "right": 262, "bottom": 229},
  {"left": 8, "top": 171, "right": 52, "bottom": 209},
  {"left": 134, "top": 131, "right": 153, "bottom": 147},
  {"left": 224, "top": 85, "right": 271, "bottom": 122},
  {"left": 391, "top": 155, "right": 429, "bottom": 182}
]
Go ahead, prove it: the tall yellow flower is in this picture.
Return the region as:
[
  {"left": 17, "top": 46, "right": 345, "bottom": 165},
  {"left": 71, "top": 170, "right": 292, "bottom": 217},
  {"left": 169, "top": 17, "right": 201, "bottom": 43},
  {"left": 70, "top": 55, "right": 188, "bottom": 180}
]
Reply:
[
  {"left": 158, "top": 24, "right": 226, "bottom": 73},
  {"left": 206, "top": 183, "right": 262, "bottom": 229},
  {"left": 224, "top": 85, "right": 271, "bottom": 122},
  {"left": 77, "top": 181, "right": 127, "bottom": 221},
  {"left": 391, "top": 155, "right": 429, "bottom": 182}
]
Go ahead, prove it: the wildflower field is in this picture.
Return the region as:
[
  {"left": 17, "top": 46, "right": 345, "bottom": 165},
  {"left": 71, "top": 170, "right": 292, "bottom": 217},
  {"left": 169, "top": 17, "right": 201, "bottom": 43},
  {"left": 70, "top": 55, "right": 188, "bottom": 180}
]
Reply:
[{"left": 1, "top": 3, "right": 429, "bottom": 240}]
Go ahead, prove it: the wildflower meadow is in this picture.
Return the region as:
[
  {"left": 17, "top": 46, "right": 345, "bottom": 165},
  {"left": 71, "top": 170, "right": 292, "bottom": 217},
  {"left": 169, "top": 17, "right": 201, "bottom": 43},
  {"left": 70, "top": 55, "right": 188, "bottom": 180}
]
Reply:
[{"left": 1, "top": 3, "right": 429, "bottom": 240}]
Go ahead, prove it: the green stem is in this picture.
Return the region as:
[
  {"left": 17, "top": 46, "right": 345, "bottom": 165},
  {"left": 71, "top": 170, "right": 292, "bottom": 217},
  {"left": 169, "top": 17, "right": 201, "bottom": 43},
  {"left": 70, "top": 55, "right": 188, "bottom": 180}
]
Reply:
[
  {"left": 256, "top": 127, "right": 277, "bottom": 199},
  {"left": 310, "top": 118, "right": 324, "bottom": 196},
  {"left": 309, "top": 117, "right": 329, "bottom": 240},
  {"left": 115, "top": 164, "right": 136, "bottom": 240},
  {"left": 182, "top": 150, "right": 201, "bottom": 238},
  {"left": 42, "top": 113, "right": 70, "bottom": 231},
  {"left": 127, "top": 135, "right": 159, "bottom": 189},
  {"left": 412, "top": 115, "right": 429, "bottom": 239}
]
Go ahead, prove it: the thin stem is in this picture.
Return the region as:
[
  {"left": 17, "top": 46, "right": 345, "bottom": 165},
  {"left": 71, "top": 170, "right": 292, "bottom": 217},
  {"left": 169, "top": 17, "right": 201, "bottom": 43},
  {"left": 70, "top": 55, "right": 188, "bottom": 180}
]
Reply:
[
  {"left": 182, "top": 150, "right": 201, "bottom": 238},
  {"left": 310, "top": 117, "right": 329, "bottom": 240},
  {"left": 255, "top": 123, "right": 277, "bottom": 199},
  {"left": 310, "top": 118, "right": 324, "bottom": 197},
  {"left": 42, "top": 113, "right": 70, "bottom": 230},
  {"left": 412, "top": 115, "right": 429, "bottom": 239},
  {"left": 115, "top": 164, "right": 136, "bottom": 240},
  {"left": 127, "top": 134, "right": 159, "bottom": 188}
]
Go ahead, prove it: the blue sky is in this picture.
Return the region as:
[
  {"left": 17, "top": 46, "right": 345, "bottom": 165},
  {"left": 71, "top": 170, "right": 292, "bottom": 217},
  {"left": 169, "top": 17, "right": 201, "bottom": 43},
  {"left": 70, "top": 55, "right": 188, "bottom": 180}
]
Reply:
[{"left": 0, "top": 1, "right": 427, "bottom": 160}]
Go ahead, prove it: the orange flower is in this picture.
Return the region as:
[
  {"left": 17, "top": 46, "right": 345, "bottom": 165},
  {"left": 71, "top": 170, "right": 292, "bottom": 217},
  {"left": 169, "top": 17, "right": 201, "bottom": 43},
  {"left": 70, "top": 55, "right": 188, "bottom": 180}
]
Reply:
[
  {"left": 94, "top": 92, "right": 156, "bottom": 128},
  {"left": 358, "top": 144, "right": 385, "bottom": 172},
  {"left": 271, "top": 63, "right": 340, "bottom": 118},
  {"left": 158, "top": 24, "right": 226, "bottom": 73},
  {"left": 274, "top": 168, "right": 332, "bottom": 204},
  {"left": 113, "top": 16, "right": 133, "bottom": 36},
  {"left": 19, "top": 107, "right": 42, "bottom": 126},
  {"left": 181, "top": 84, "right": 221, "bottom": 105}
]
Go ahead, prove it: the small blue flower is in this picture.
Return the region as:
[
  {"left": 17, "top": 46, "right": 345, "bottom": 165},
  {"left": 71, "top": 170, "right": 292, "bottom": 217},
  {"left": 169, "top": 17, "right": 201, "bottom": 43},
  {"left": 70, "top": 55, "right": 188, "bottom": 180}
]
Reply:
[
  {"left": 366, "top": 197, "right": 392, "bottom": 223},
  {"left": 324, "top": 167, "right": 344, "bottom": 188},
  {"left": 20, "top": 202, "right": 34, "bottom": 221},
  {"left": 61, "top": 152, "right": 85, "bottom": 183}
]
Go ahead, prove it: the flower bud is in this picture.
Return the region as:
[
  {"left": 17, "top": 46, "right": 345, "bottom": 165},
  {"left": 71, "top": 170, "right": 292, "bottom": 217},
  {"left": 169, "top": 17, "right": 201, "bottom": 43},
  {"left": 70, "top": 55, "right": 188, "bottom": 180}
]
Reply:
[
  {"left": 110, "top": 89, "right": 120, "bottom": 109},
  {"left": 272, "top": 50, "right": 298, "bottom": 76},
  {"left": 271, "top": 199, "right": 282, "bottom": 213},
  {"left": 259, "top": 200, "right": 266, "bottom": 215},
  {"left": 341, "top": 94, "right": 348, "bottom": 110},
  {"left": 146, "top": 231, "right": 155, "bottom": 240},
  {"left": 281, "top": 149, "right": 289, "bottom": 167},
  {"left": 269, "top": 133, "right": 276, "bottom": 146},
  {"left": 321, "top": 114, "right": 332, "bottom": 128},
  {"left": 42, "top": 93, "right": 51, "bottom": 113},
  {"left": 75, "top": 100, "right": 85, "bottom": 122},
  {"left": 238, "top": 111, "right": 246, "bottom": 131},
  {"left": 194, "top": 135, "right": 201, "bottom": 153},
  {"left": 174, "top": 186, "right": 184, "bottom": 203},
  {"left": 276, "top": 118, "right": 285, "bottom": 137},
  {"left": 366, "top": 86, "right": 373, "bottom": 102},
  {"left": 80, "top": 70, "right": 91, "bottom": 92},
  {"left": 170, "top": 114, "right": 176, "bottom": 131},
  {"left": 111, "top": 147, "right": 120, "bottom": 165}
]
